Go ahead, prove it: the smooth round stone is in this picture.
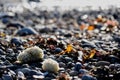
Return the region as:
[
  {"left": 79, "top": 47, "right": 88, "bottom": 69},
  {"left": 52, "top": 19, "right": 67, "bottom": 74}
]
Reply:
[
  {"left": 54, "top": 48, "right": 62, "bottom": 54},
  {"left": 43, "top": 72, "right": 49, "bottom": 76},
  {"left": 22, "top": 64, "right": 29, "bottom": 68},
  {"left": 44, "top": 72, "right": 56, "bottom": 79},
  {"left": 29, "top": 70, "right": 43, "bottom": 75},
  {"left": 95, "top": 61, "right": 110, "bottom": 67},
  {"left": 57, "top": 56, "right": 66, "bottom": 62},
  {"left": 115, "top": 64, "right": 120, "bottom": 68},
  {"left": 69, "top": 70, "right": 78, "bottom": 76},
  {"left": 8, "top": 70, "right": 16, "bottom": 76},
  {"left": 64, "top": 33, "right": 72, "bottom": 37},
  {"left": 3, "top": 65, "right": 16, "bottom": 70},
  {"left": 17, "top": 68, "right": 31, "bottom": 75},
  {"left": 6, "top": 23, "right": 24, "bottom": 29},
  {"left": 33, "top": 75, "right": 44, "bottom": 79},
  {"left": 59, "top": 68, "right": 65, "bottom": 72},
  {"left": 74, "top": 62, "right": 82, "bottom": 71},
  {"left": 82, "top": 75, "right": 95, "bottom": 80},
  {"left": 6, "top": 48, "right": 14, "bottom": 53},
  {"left": 0, "top": 65, "right": 6, "bottom": 69},
  {"left": 16, "top": 27, "right": 38, "bottom": 36},
  {"left": 0, "top": 56, "right": 6, "bottom": 61},
  {"left": 17, "top": 71, "right": 26, "bottom": 79},
  {"left": 67, "top": 62, "right": 75, "bottom": 68},
  {"left": 59, "top": 62, "right": 66, "bottom": 67},
  {"left": 43, "top": 50, "right": 47, "bottom": 54},
  {"left": 6, "top": 57, "right": 14, "bottom": 62},
  {"left": 39, "top": 27, "right": 52, "bottom": 33},
  {"left": 2, "top": 74, "right": 13, "bottom": 80},
  {"left": 3, "top": 60, "right": 12, "bottom": 65},
  {"left": 11, "top": 38, "right": 22, "bottom": 46},
  {"left": 65, "top": 57, "right": 72, "bottom": 62},
  {"left": 1, "top": 18, "right": 10, "bottom": 24},
  {"left": 0, "top": 49, "right": 5, "bottom": 55},
  {"left": 16, "top": 46, "right": 24, "bottom": 51},
  {"left": 48, "top": 55, "right": 55, "bottom": 59},
  {"left": 109, "top": 64, "right": 115, "bottom": 69}
]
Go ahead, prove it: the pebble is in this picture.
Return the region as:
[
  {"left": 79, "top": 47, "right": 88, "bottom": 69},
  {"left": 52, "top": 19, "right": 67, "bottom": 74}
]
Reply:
[
  {"left": 2, "top": 74, "right": 13, "bottom": 80},
  {"left": 17, "top": 71, "right": 26, "bottom": 79},
  {"left": 6, "top": 23, "right": 24, "bottom": 29},
  {"left": 33, "top": 75, "right": 44, "bottom": 79},
  {"left": 54, "top": 48, "right": 62, "bottom": 54},
  {"left": 17, "top": 68, "right": 31, "bottom": 75},
  {"left": 11, "top": 38, "right": 22, "bottom": 46},
  {"left": 74, "top": 62, "right": 82, "bottom": 71},
  {"left": 16, "top": 27, "right": 38, "bottom": 36}
]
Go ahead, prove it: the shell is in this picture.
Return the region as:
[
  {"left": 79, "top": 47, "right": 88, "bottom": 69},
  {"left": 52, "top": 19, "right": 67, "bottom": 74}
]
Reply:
[
  {"left": 17, "top": 46, "right": 44, "bottom": 63},
  {"left": 42, "top": 58, "right": 59, "bottom": 73}
]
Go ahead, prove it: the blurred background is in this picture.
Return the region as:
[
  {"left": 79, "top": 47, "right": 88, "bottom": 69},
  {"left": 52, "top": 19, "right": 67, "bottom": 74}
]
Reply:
[{"left": 0, "top": 0, "right": 120, "bottom": 12}]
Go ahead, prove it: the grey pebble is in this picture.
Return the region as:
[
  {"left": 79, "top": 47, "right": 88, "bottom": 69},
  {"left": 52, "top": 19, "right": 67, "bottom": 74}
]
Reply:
[{"left": 2, "top": 74, "right": 13, "bottom": 80}]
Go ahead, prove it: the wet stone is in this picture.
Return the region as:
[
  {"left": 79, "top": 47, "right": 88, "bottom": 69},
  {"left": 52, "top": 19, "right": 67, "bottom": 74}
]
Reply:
[
  {"left": 17, "top": 71, "right": 26, "bottom": 80},
  {"left": 2, "top": 74, "right": 13, "bottom": 80},
  {"left": 16, "top": 27, "right": 38, "bottom": 36},
  {"left": 11, "top": 38, "right": 22, "bottom": 46},
  {"left": 0, "top": 49, "right": 6, "bottom": 55}
]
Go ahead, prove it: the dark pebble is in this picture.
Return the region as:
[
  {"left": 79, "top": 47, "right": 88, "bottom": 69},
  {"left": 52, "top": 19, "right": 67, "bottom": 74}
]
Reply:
[
  {"left": 54, "top": 48, "right": 62, "bottom": 54},
  {"left": 16, "top": 27, "right": 38, "bottom": 36},
  {"left": 2, "top": 74, "right": 13, "bottom": 80},
  {"left": 0, "top": 49, "right": 6, "bottom": 55},
  {"left": 11, "top": 38, "right": 22, "bottom": 46},
  {"left": 7, "top": 23, "right": 24, "bottom": 29}
]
